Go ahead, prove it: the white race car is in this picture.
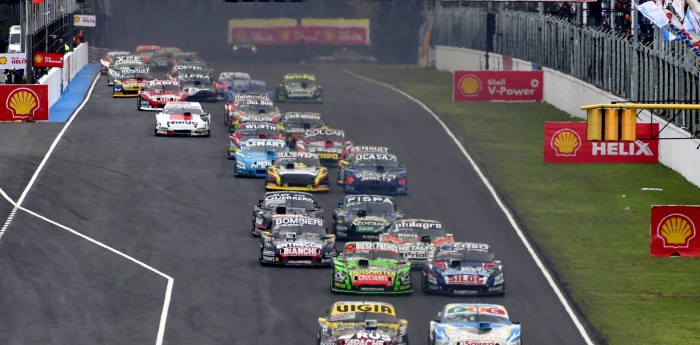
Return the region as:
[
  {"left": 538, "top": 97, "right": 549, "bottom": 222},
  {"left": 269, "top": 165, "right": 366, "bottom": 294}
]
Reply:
[
  {"left": 154, "top": 101, "right": 210, "bottom": 137},
  {"left": 430, "top": 303, "right": 521, "bottom": 345}
]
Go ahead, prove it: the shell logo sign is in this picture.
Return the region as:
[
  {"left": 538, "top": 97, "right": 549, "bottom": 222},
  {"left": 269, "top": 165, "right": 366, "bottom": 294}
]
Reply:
[
  {"left": 34, "top": 55, "right": 43, "bottom": 64},
  {"left": 457, "top": 75, "right": 482, "bottom": 97},
  {"left": 651, "top": 206, "right": 700, "bottom": 257},
  {"left": 0, "top": 85, "right": 49, "bottom": 122},
  {"left": 0, "top": 57, "right": 7, "bottom": 65},
  {"left": 550, "top": 129, "right": 581, "bottom": 156}
]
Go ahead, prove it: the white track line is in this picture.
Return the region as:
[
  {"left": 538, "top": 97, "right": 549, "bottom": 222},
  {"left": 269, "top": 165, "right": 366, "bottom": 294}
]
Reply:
[
  {"left": 0, "top": 71, "right": 173, "bottom": 345},
  {"left": 344, "top": 69, "right": 596, "bottom": 345}
]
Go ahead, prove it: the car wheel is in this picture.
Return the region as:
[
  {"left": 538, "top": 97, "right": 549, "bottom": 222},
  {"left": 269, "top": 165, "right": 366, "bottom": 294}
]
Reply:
[
  {"left": 137, "top": 99, "right": 143, "bottom": 111},
  {"left": 204, "top": 130, "right": 211, "bottom": 138}
]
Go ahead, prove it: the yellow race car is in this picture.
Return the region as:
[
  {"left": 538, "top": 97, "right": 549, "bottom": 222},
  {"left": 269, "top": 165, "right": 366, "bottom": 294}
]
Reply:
[
  {"left": 113, "top": 67, "right": 152, "bottom": 97},
  {"left": 265, "top": 152, "right": 329, "bottom": 192},
  {"left": 317, "top": 301, "right": 408, "bottom": 345}
]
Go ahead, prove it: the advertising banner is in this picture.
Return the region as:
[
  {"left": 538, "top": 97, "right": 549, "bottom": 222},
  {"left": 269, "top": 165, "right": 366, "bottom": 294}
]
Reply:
[
  {"left": 651, "top": 206, "right": 700, "bottom": 257},
  {"left": 0, "top": 53, "right": 27, "bottom": 69},
  {"left": 228, "top": 18, "right": 370, "bottom": 46},
  {"left": 0, "top": 84, "right": 49, "bottom": 122},
  {"left": 228, "top": 18, "right": 298, "bottom": 45},
  {"left": 300, "top": 18, "right": 370, "bottom": 45},
  {"left": 74, "top": 14, "right": 96, "bottom": 27},
  {"left": 453, "top": 70, "right": 543, "bottom": 102},
  {"left": 543, "top": 122, "right": 659, "bottom": 163},
  {"left": 33, "top": 52, "right": 64, "bottom": 68}
]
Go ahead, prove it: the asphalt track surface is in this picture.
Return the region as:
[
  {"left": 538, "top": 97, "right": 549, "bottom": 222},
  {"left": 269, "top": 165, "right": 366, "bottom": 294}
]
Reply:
[{"left": 0, "top": 62, "right": 594, "bottom": 344}]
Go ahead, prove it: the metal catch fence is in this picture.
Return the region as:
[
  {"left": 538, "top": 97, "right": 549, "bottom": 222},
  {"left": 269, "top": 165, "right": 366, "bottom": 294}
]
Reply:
[{"left": 432, "top": 7, "right": 700, "bottom": 135}]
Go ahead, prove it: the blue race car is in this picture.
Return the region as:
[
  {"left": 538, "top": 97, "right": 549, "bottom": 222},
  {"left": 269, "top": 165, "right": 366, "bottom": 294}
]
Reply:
[
  {"left": 421, "top": 242, "right": 505, "bottom": 296},
  {"left": 339, "top": 151, "right": 407, "bottom": 195},
  {"left": 231, "top": 79, "right": 274, "bottom": 99},
  {"left": 234, "top": 139, "right": 288, "bottom": 177},
  {"left": 429, "top": 303, "right": 521, "bottom": 345}
]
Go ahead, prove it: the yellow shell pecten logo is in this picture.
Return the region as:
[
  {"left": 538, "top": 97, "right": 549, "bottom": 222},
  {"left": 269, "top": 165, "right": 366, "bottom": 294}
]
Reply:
[
  {"left": 281, "top": 29, "right": 290, "bottom": 42},
  {"left": 324, "top": 29, "right": 335, "bottom": 41},
  {"left": 7, "top": 88, "right": 40, "bottom": 120},
  {"left": 74, "top": 16, "right": 80, "bottom": 23},
  {"left": 458, "top": 75, "right": 481, "bottom": 96},
  {"left": 658, "top": 214, "right": 696, "bottom": 248},
  {"left": 0, "top": 57, "right": 7, "bottom": 65},
  {"left": 551, "top": 129, "right": 581, "bottom": 156},
  {"left": 34, "top": 55, "right": 43, "bottom": 64}
]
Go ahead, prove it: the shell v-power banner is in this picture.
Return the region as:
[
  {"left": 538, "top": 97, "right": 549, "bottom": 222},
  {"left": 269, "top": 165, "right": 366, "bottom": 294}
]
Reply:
[{"left": 453, "top": 71, "right": 543, "bottom": 102}]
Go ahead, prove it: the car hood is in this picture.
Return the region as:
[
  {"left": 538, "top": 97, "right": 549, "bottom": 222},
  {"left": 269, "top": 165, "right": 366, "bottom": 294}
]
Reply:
[{"left": 435, "top": 323, "right": 519, "bottom": 344}]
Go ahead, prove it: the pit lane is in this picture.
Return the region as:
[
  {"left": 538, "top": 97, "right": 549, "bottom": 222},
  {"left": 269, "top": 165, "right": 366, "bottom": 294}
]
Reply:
[{"left": 0, "top": 62, "right": 593, "bottom": 344}]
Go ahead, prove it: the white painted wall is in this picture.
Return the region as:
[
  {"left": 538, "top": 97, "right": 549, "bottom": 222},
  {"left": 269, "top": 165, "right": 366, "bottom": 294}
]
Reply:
[
  {"left": 434, "top": 45, "right": 700, "bottom": 187},
  {"left": 39, "top": 42, "right": 90, "bottom": 108}
]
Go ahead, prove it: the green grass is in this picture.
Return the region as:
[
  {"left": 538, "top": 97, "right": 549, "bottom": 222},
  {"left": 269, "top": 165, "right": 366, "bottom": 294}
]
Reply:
[{"left": 349, "top": 65, "right": 700, "bottom": 345}]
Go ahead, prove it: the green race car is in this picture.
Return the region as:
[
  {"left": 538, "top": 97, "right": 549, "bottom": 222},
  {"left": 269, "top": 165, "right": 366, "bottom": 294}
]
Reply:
[{"left": 331, "top": 241, "right": 412, "bottom": 295}]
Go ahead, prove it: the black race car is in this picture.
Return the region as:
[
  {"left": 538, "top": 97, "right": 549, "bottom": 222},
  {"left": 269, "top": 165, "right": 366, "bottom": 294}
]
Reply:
[
  {"left": 178, "top": 74, "right": 217, "bottom": 102},
  {"left": 251, "top": 191, "right": 323, "bottom": 237},
  {"left": 278, "top": 112, "right": 327, "bottom": 144},
  {"left": 275, "top": 73, "right": 323, "bottom": 103},
  {"left": 338, "top": 151, "right": 408, "bottom": 195},
  {"left": 259, "top": 215, "right": 337, "bottom": 267},
  {"left": 332, "top": 194, "right": 403, "bottom": 241}
]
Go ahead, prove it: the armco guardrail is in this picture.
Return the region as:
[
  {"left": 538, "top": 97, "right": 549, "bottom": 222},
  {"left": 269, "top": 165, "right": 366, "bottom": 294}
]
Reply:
[
  {"left": 433, "top": 45, "right": 700, "bottom": 187},
  {"left": 39, "top": 42, "right": 89, "bottom": 108}
]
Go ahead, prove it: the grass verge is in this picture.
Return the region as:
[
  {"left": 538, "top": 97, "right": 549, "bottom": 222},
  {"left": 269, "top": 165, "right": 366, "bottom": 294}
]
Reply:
[{"left": 348, "top": 65, "right": 700, "bottom": 345}]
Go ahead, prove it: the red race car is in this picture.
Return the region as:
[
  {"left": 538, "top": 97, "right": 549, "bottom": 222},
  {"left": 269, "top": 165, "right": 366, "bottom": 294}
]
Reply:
[{"left": 138, "top": 80, "right": 188, "bottom": 111}]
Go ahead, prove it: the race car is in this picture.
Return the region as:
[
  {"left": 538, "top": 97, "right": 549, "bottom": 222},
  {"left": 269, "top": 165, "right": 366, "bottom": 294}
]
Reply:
[
  {"left": 275, "top": 73, "right": 323, "bottom": 103},
  {"left": 232, "top": 37, "right": 258, "bottom": 56},
  {"left": 178, "top": 74, "right": 217, "bottom": 102},
  {"left": 137, "top": 79, "right": 188, "bottom": 111},
  {"left": 429, "top": 304, "right": 521, "bottom": 345},
  {"left": 135, "top": 45, "right": 160, "bottom": 63},
  {"left": 154, "top": 101, "right": 210, "bottom": 137},
  {"left": 338, "top": 151, "right": 408, "bottom": 195},
  {"left": 379, "top": 219, "right": 454, "bottom": 268},
  {"left": 295, "top": 128, "right": 352, "bottom": 166},
  {"left": 330, "top": 242, "right": 412, "bottom": 294},
  {"left": 265, "top": 152, "right": 329, "bottom": 192},
  {"left": 317, "top": 301, "right": 409, "bottom": 345},
  {"left": 332, "top": 195, "right": 403, "bottom": 241},
  {"left": 251, "top": 191, "right": 323, "bottom": 236},
  {"left": 259, "top": 215, "right": 336, "bottom": 266},
  {"left": 421, "top": 242, "right": 505, "bottom": 296},
  {"left": 100, "top": 50, "right": 131, "bottom": 75},
  {"left": 227, "top": 122, "right": 285, "bottom": 159},
  {"left": 226, "top": 98, "right": 280, "bottom": 132},
  {"left": 168, "top": 64, "right": 208, "bottom": 80},
  {"left": 108, "top": 56, "right": 147, "bottom": 86},
  {"left": 229, "top": 79, "right": 273, "bottom": 99},
  {"left": 339, "top": 145, "right": 390, "bottom": 162},
  {"left": 234, "top": 139, "right": 288, "bottom": 177},
  {"left": 149, "top": 46, "right": 180, "bottom": 69},
  {"left": 170, "top": 51, "right": 202, "bottom": 68},
  {"left": 215, "top": 71, "right": 251, "bottom": 100},
  {"left": 113, "top": 68, "right": 153, "bottom": 97},
  {"left": 278, "top": 112, "right": 327, "bottom": 143},
  {"left": 224, "top": 94, "right": 272, "bottom": 126}
]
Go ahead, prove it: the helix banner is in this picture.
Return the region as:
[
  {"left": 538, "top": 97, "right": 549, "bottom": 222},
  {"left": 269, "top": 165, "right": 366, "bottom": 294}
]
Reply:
[
  {"left": 0, "top": 84, "right": 49, "bottom": 122},
  {"left": 453, "top": 70, "right": 543, "bottom": 102},
  {"left": 651, "top": 205, "right": 700, "bottom": 257},
  {"left": 543, "top": 122, "right": 659, "bottom": 163}
]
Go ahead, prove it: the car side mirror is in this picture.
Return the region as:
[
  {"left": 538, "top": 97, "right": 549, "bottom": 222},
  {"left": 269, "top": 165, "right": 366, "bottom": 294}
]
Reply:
[
  {"left": 433, "top": 317, "right": 441, "bottom": 323},
  {"left": 337, "top": 203, "right": 344, "bottom": 209},
  {"left": 257, "top": 199, "right": 263, "bottom": 207}
]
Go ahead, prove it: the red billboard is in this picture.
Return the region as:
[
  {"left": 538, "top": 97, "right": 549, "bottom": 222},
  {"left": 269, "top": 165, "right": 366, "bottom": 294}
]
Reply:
[
  {"left": 0, "top": 85, "right": 49, "bottom": 122},
  {"left": 33, "top": 52, "right": 64, "bottom": 68},
  {"left": 651, "top": 206, "right": 700, "bottom": 257},
  {"left": 228, "top": 18, "right": 370, "bottom": 46},
  {"left": 453, "top": 70, "right": 543, "bottom": 102},
  {"left": 543, "top": 122, "right": 659, "bottom": 163}
]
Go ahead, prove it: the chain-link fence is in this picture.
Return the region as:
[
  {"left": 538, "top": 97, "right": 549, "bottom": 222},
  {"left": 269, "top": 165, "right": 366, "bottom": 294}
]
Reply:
[{"left": 432, "top": 7, "right": 700, "bottom": 135}]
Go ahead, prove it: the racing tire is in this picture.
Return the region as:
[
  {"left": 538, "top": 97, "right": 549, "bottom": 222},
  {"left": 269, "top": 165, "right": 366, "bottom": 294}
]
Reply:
[
  {"left": 137, "top": 98, "right": 143, "bottom": 111},
  {"left": 204, "top": 130, "right": 211, "bottom": 138}
]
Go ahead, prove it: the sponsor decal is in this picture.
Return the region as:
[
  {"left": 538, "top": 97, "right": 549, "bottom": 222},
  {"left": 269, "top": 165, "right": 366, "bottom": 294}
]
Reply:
[
  {"left": 239, "top": 115, "right": 273, "bottom": 123},
  {"left": 350, "top": 146, "right": 389, "bottom": 154},
  {"left": 0, "top": 85, "right": 48, "bottom": 121},
  {"left": 251, "top": 161, "right": 271, "bottom": 169},
  {"left": 355, "top": 171, "right": 398, "bottom": 182},
  {"left": 544, "top": 122, "right": 659, "bottom": 163},
  {"left": 651, "top": 206, "right": 700, "bottom": 257},
  {"left": 345, "top": 196, "right": 393, "bottom": 204},
  {"left": 246, "top": 140, "right": 286, "bottom": 148},
  {"left": 0, "top": 53, "right": 27, "bottom": 69},
  {"left": 355, "top": 153, "right": 396, "bottom": 161},
  {"left": 333, "top": 303, "right": 395, "bottom": 314},
  {"left": 274, "top": 216, "right": 323, "bottom": 226},
  {"left": 346, "top": 242, "right": 398, "bottom": 252},
  {"left": 281, "top": 247, "right": 319, "bottom": 255},
  {"left": 444, "top": 242, "right": 490, "bottom": 252},
  {"left": 355, "top": 274, "right": 391, "bottom": 281},
  {"left": 453, "top": 70, "right": 543, "bottom": 102},
  {"left": 284, "top": 113, "right": 321, "bottom": 120},
  {"left": 265, "top": 193, "right": 314, "bottom": 202},
  {"left": 74, "top": 14, "right": 96, "bottom": 27},
  {"left": 445, "top": 306, "right": 507, "bottom": 316},
  {"left": 317, "top": 153, "right": 339, "bottom": 160},
  {"left": 305, "top": 128, "right": 344, "bottom": 137},
  {"left": 446, "top": 275, "right": 484, "bottom": 285},
  {"left": 240, "top": 123, "right": 277, "bottom": 130},
  {"left": 395, "top": 220, "right": 441, "bottom": 229},
  {"left": 276, "top": 151, "right": 317, "bottom": 159},
  {"left": 33, "top": 52, "right": 64, "bottom": 68},
  {"left": 338, "top": 331, "right": 392, "bottom": 345}
]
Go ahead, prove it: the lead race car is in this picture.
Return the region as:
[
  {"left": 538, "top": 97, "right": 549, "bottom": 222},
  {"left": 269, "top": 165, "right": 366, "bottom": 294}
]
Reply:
[
  {"left": 234, "top": 139, "right": 288, "bottom": 177},
  {"left": 333, "top": 195, "right": 403, "bottom": 241},
  {"left": 154, "top": 101, "right": 210, "bottom": 137},
  {"left": 100, "top": 50, "right": 131, "bottom": 75},
  {"left": 379, "top": 219, "right": 454, "bottom": 268},
  {"left": 275, "top": 73, "right": 323, "bottom": 103},
  {"left": 295, "top": 128, "right": 352, "bottom": 166},
  {"left": 265, "top": 152, "right": 329, "bottom": 192},
  {"left": 429, "top": 304, "right": 521, "bottom": 345},
  {"left": 251, "top": 191, "right": 323, "bottom": 236},
  {"left": 259, "top": 215, "right": 337, "bottom": 267},
  {"left": 422, "top": 242, "right": 505, "bottom": 296},
  {"left": 331, "top": 242, "right": 412, "bottom": 294},
  {"left": 317, "top": 301, "right": 409, "bottom": 345},
  {"left": 137, "top": 79, "right": 187, "bottom": 110}
]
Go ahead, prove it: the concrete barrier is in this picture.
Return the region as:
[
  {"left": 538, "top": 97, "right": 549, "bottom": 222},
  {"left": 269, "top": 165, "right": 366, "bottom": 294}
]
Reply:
[
  {"left": 433, "top": 45, "right": 700, "bottom": 187},
  {"left": 39, "top": 42, "right": 89, "bottom": 108}
]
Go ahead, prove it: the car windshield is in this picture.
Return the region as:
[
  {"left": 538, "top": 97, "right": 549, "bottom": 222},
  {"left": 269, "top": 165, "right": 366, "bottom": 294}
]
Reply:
[
  {"left": 238, "top": 104, "right": 275, "bottom": 114},
  {"left": 346, "top": 201, "right": 393, "bottom": 214},
  {"left": 344, "top": 249, "right": 402, "bottom": 261},
  {"left": 304, "top": 133, "right": 345, "bottom": 142},
  {"left": 283, "top": 117, "right": 324, "bottom": 127},
  {"left": 237, "top": 126, "right": 279, "bottom": 136},
  {"left": 233, "top": 83, "right": 267, "bottom": 93},
  {"left": 120, "top": 71, "right": 150, "bottom": 79},
  {"left": 181, "top": 78, "right": 211, "bottom": 85},
  {"left": 264, "top": 196, "right": 315, "bottom": 210},
  {"left": 390, "top": 226, "right": 446, "bottom": 239},
  {"left": 245, "top": 143, "right": 286, "bottom": 153},
  {"left": 275, "top": 156, "right": 320, "bottom": 168},
  {"left": 286, "top": 80, "right": 315, "bottom": 88},
  {"left": 442, "top": 313, "right": 509, "bottom": 325},
  {"left": 329, "top": 311, "right": 399, "bottom": 324},
  {"left": 271, "top": 224, "right": 325, "bottom": 236},
  {"left": 146, "top": 84, "right": 180, "bottom": 92},
  {"left": 163, "top": 107, "right": 203, "bottom": 115},
  {"left": 436, "top": 250, "right": 493, "bottom": 262},
  {"left": 353, "top": 155, "right": 399, "bottom": 168}
]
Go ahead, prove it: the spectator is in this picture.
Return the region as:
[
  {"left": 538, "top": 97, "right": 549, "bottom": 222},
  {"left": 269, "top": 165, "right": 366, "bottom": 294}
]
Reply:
[
  {"left": 225, "top": 86, "right": 235, "bottom": 103},
  {"left": 73, "top": 29, "right": 86, "bottom": 47},
  {"left": 3, "top": 69, "right": 10, "bottom": 84}
]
